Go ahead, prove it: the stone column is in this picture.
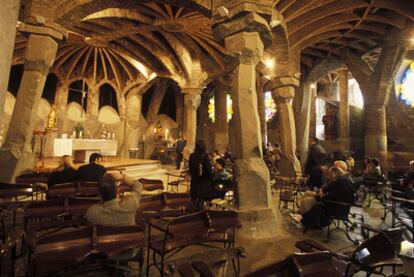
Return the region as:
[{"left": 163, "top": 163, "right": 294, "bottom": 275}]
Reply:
[
  {"left": 256, "top": 75, "right": 267, "bottom": 145},
  {"left": 86, "top": 83, "right": 99, "bottom": 119},
  {"left": 296, "top": 81, "right": 315, "bottom": 164},
  {"left": 54, "top": 82, "right": 69, "bottom": 136},
  {"left": 365, "top": 103, "right": 387, "bottom": 171},
  {"left": 338, "top": 69, "right": 350, "bottom": 149},
  {"left": 121, "top": 92, "right": 142, "bottom": 158},
  {"left": 0, "top": 0, "right": 20, "bottom": 128},
  {"left": 0, "top": 24, "right": 62, "bottom": 182},
  {"left": 214, "top": 79, "right": 229, "bottom": 153},
  {"left": 182, "top": 88, "right": 202, "bottom": 160},
  {"left": 271, "top": 77, "right": 302, "bottom": 176},
  {"left": 224, "top": 31, "right": 277, "bottom": 238}
]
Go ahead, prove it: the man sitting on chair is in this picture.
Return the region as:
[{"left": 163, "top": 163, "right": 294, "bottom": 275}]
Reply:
[
  {"left": 77, "top": 153, "right": 106, "bottom": 182},
  {"left": 87, "top": 172, "right": 143, "bottom": 226}
]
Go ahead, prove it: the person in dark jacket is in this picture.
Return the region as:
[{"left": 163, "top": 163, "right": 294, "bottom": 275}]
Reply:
[
  {"left": 305, "top": 137, "right": 329, "bottom": 188},
  {"left": 189, "top": 139, "right": 215, "bottom": 210},
  {"left": 48, "top": 155, "right": 78, "bottom": 188},
  {"left": 175, "top": 138, "right": 186, "bottom": 169},
  {"left": 77, "top": 153, "right": 107, "bottom": 182}
]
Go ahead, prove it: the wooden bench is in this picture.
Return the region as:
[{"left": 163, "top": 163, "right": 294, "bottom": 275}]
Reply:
[
  {"left": 47, "top": 180, "right": 132, "bottom": 198},
  {"left": 28, "top": 224, "right": 144, "bottom": 276},
  {"left": 139, "top": 178, "right": 164, "bottom": 193},
  {"left": 0, "top": 229, "right": 25, "bottom": 277},
  {"left": 146, "top": 209, "right": 239, "bottom": 276}
]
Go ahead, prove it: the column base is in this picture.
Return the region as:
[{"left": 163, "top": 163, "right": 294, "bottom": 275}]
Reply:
[
  {"left": 236, "top": 207, "right": 278, "bottom": 239},
  {"left": 0, "top": 144, "right": 34, "bottom": 182},
  {"left": 338, "top": 137, "right": 351, "bottom": 151},
  {"left": 279, "top": 155, "right": 302, "bottom": 177}
]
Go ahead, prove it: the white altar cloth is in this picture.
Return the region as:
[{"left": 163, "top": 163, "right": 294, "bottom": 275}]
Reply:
[{"left": 54, "top": 139, "right": 118, "bottom": 161}]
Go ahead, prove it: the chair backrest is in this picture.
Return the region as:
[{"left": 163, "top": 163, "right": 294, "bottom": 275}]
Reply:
[
  {"left": 163, "top": 193, "right": 192, "bottom": 209},
  {"left": 48, "top": 181, "right": 79, "bottom": 198},
  {"left": 207, "top": 210, "right": 239, "bottom": 232},
  {"left": 292, "top": 251, "right": 342, "bottom": 277},
  {"left": 15, "top": 172, "right": 50, "bottom": 184},
  {"left": 66, "top": 197, "right": 100, "bottom": 217},
  {"left": 78, "top": 181, "right": 99, "bottom": 196},
  {"left": 95, "top": 225, "right": 144, "bottom": 256},
  {"left": 139, "top": 194, "right": 164, "bottom": 211},
  {"left": 244, "top": 255, "right": 298, "bottom": 277},
  {"left": 168, "top": 211, "right": 209, "bottom": 237},
  {"left": 139, "top": 178, "right": 164, "bottom": 191},
  {"left": 25, "top": 197, "right": 66, "bottom": 220},
  {"left": 352, "top": 231, "right": 395, "bottom": 268},
  {"left": 0, "top": 183, "right": 33, "bottom": 199},
  {"left": 383, "top": 228, "right": 404, "bottom": 254}
]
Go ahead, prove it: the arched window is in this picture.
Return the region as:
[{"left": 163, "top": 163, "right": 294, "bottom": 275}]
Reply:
[
  {"left": 99, "top": 83, "right": 118, "bottom": 112},
  {"left": 398, "top": 62, "right": 414, "bottom": 107},
  {"left": 68, "top": 80, "right": 88, "bottom": 111},
  {"left": 348, "top": 78, "right": 364, "bottom": 109},
  {"left": 159, "top": 84, "right": 177, "bottom": 120},
  {"left": 42, "top": 74, "right": 58, "bottom": 104}
]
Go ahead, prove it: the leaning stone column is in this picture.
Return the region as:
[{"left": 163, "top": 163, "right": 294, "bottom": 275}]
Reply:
[
  {"left": 182, "top": 88, "right": 202, "bottom": 160},
  {"left": 121, "top": 92, "right": 142, "bottom": 158},
  {"left": 0, "top": 23, "right": 62, "bottom": 182},
  {"left": 223, "top": 31, "right": 277, "bottom": 238},
  {"left": 338, "top": 69, "right": 350, "bottom": 150},
  {"left": 86, "top": 83, "right": 99, "bottom": 119},
  {"left": 271, "top": 77, "right": 302, "bottom": 176},
  {"left": 296, "top": 81, "right": 314, "bottom": 164},
  {"left": 54, "top": 81, "right": 69, "bottom": 136},
  {"left": 256, "top": 75, "right": 267, "bottom": 145},
  {"left": 214, "top": 78, "right": 229, "bottom": 153},
  {"left": 365, "top": 102, "right": 387, "bottom": 170},
  {"left": 0, "top": 0, "right": 20, "bottom": 128}
]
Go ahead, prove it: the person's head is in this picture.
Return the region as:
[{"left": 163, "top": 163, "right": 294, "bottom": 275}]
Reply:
[
  {"left": 58, "top": 155, "right": 75, "bottom": 170},
  {"left": 409, "top": 160, "right": 414, "bottom": 169},
  {"left": 333, "top": 160, "right": 348, "bottom": 175},
  {"left": 214, "top": 150, "right": 220, "bottom": 155},
  {"left": 98, "top": 174, "right": 120, "bottom": 202},
  {"left": 89, "top": 153, "right": 103, "bottom": 164},
  {"left": 371, "top": 158, "right": 380, "bottom": 167},
  {"left": 327, "top": 161, "right": 347, "bottom": 182},
  {"left": 309, "top": 137, "right": 319, "bottom": 146},
  {"left": 194, "top": 139, "right": 207, "bottom": 153},
  {"left": 215, "top": 158, "right": 226, "bottom": 171},
  {"left": 363, "top": 157, "right": 371, "bottom": 165}
]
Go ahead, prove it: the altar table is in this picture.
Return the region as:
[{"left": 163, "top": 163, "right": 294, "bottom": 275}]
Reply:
[{"left": 54, "top": 139, "right": 118, "bottom": 162}]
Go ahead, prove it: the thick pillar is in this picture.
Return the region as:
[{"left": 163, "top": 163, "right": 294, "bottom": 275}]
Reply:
[
  {"left": 365, "top": 103, "right": 387, "bottom": 170},
  {"left": 338, "top": 69, "right": 350, "bottom": 149},
  {"left": 296, "top": 81, "right": 315, "bottom": 164},
  {"left": 271, "top": 77, "right": 302, "bottom": 176},
  {"left": 182, "top": 88, "right": 202, "bottom": 160},
  {"left": 214, "top": 79, "right": 229, "bottom": 153},
  {"left": 224, "top": 31, "right": 277, "bottom": 238},
  {"left": 0, "top": 24, "right": 62, "bottom": 182},
  {"left": 0, "top": 0, "right": 20, "bottom": 128},
  {"left": 256, "top": 75, "right": 267, "bottom": 145}
]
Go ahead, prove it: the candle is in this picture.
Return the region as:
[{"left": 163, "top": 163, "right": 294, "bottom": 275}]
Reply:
[
  {"left": 143, "top": 135, "right": 146, "bottom": 141},
  {"left": 165, "top": 129, "right": 169, "bottom": 140},
  {"left": 153, "top": 128, "right": 157, "bottom": 133}
]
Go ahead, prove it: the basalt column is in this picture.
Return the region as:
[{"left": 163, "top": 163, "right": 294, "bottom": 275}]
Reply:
[
  {"left": 214, "top": 78, "right": 229, "bottom": 153},
  {"left": 338, "top": 69, "right": 350, "bottom": 150},
  {"left": 121, "top": 91, "right": 143, "bottom": 158},
  {"left": 0, "top": 24, "right": 62, "bottom": 182},
  {"left": 54, "top": 82, "right": 69, "bottom": 136},
  {"left": 272, "top": 77, "right": 302, "bottom": 176},
  {"left": 182, "top": 89, "right": 202, "bottom": 160},
  {"left": 257, "top": 75, "right": 267, "bottom": 145},
  {"left": 296, "top": 82, "right": 315, "bottom": 164}
]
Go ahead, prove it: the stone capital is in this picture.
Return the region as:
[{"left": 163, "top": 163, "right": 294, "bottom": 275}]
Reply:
[
  {"left": 23, "top": 34, "right": 60, "bottom": 74},
  {"left": 225, "top": 32, "right": 264, "bottom": 65},
  {"left": 272, "top": 86, "right": 295, "bottom": 102},
  {"left": 270, "top": 76, "right": 300, "bottom": 90},
  {"left": 213, "top": 12, "right": 272, "bottom": 48},
  {"left": 18, "top": 23, "right": 64, "bottom": 42},
  {"left": 183, "top": 92, "right": 202, "bottom": 110}
]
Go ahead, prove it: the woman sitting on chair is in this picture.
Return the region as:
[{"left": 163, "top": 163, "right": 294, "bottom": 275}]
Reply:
[{"left": 47, "top": 155, "right": 78, "bottom": 189}]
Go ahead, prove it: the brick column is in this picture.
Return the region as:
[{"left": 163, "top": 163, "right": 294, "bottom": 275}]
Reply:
[
  {"left": 271, "top": 77, "right": 302, "bottom": 176},
  {"left": 365, "top": 102, "right": 387, "bottom": 170},
  {"left": 0, "top": 0, "right": 20, "bottom": 129},
  {"left": 338, "top": 69, "right": 350, "bottom": 149},
  {"left": 214, "top": 78, "right": 229, "bottom": 153},
  {"left": 0, "top": 23, "right": 62, "bottom": 182}
]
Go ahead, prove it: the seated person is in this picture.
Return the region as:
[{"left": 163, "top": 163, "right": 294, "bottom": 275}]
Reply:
[
  {"left": 87, "top": 172, "right": 143, "bottom": 226},
  {"left": 402, "top": 160, "right": 414, "bottom": 186},
  {"left": 47, "top": 155, "right": 78, "bottom": 189},
  {"left": 213, "top": 158, "right": 231, "bottom": 181},
  {"left": 354, "top": 158, "right": 381, "bottom": 188},
  {"left": 77, "top": 153, "right": 106, "bottom": 182}
]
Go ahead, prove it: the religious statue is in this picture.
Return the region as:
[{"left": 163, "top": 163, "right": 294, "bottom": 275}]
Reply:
[
  {"left": 322, "top": 105, "right": 338, "bottom": 140},
  {"left": 47, "top": 106, "right": 57, "bottom": 130}
]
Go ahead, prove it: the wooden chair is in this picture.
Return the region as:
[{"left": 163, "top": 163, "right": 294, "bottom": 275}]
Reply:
[
  {"left": 166, "top": 171, "right": 189, "bottom": 193},
  {"left": 0, "top": 229, "right": 25, "bottom": 277},
  {"left": 140, "top": 178, "right": 164, "bottom": 194},
  {"left": 244, "top": 254, "right": 298, "bottom": 277},
  {"left": 146, "top": 210, "right": 239, "bottom": 276},
  {"left": 363, "top": 174, "right": 387, "bottom": 207},
  {"left": 77, "top": 181, "right": 99, "bottom": 197},
  {"left": 47, "top": 181, "right": 79, "bottom": 198},
  {"left": 29, "top": 224, "right": 144, "bottom": 276}
]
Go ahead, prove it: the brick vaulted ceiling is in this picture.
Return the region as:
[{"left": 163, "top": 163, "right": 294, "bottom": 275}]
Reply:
[{"left": 13, "top": 0, "right": 414, "bottom": 86}]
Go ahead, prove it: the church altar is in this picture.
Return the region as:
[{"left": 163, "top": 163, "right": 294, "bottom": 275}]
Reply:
[{"left": 54, "top": 138, "right": 118, "bottom": 162}]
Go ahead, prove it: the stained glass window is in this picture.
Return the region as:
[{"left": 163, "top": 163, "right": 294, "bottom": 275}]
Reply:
[
  {"left": 398, "top": 62, "right": 414, "bottom": 107},
  {"left": 208, "top": 94, "right": 233, "bottom": 123},
  {"left": 348, "top": 78, "right": 364, "bottom": 109},
  {"left": 264, "top": 91, "right": 277, "bottom": 122}
]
